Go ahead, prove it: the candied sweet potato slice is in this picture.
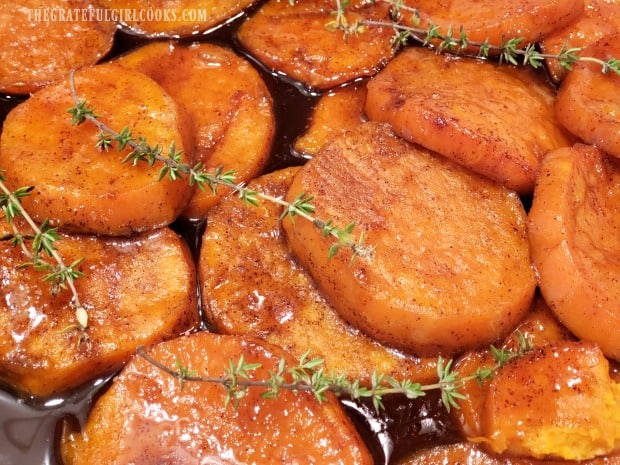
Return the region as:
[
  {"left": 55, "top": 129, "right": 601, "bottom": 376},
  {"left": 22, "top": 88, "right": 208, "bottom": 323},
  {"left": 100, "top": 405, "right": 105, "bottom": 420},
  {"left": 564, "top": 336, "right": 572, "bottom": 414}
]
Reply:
[
  {"left": 61, "top": 332, "right": 373, "bottom": 464},
  {"left": 452, "top": 295, "right": 575, "bottom": 439},
  {"left": 115, "top": 41, "right": 274, "bottom": 219},
  {"left": 0, "top": 222, "right": 197, "bottom": 397},
  {"left": 366, "top": 48, "right": 572, "bottom": 195},
  {"left": 294, "top": 83, "right": 367, "bottom": 157},
  {"left": 283, "top": 122, "right": 536, "bottom": 357},
  {"left": 479, "top": 341, "right": 620, "bottom": 460},
  {"left": 399, "top": 0, "right": 583, "bottom": 54},
  {"left": 0, "top": 0, "right": 115, "bottom": 95},
  {"left": 541, "top": 0, "right": 620, "bottom": 82},
  {"left": 98, "top": 0, "right": 258, "bottom": 37},
  {"left": 555, "top": 34, "right": 620, "bottom": 159},
  {"left": 200, "top": 167, "right": 438, "bottom": 385},
  {"left": 529, "top": 144, "right": 620, "bottom": 361},
  {"left": 236, "top": 0, "right": 395, "bottom": 90},
  {"left": 0, "top": 63, "right": 194, "bottom": 235}
]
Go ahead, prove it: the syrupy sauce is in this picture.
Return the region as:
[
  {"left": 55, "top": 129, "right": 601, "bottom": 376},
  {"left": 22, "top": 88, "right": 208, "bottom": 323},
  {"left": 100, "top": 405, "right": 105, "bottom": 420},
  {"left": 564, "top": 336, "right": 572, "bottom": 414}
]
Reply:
[{"left": 0, "top": 10, "right": 460, "bottom": 465}]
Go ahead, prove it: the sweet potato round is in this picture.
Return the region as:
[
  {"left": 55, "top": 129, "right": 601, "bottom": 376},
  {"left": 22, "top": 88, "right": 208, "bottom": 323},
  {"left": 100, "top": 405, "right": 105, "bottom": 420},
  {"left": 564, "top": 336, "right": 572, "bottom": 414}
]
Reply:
[
  {"left": 529, "top": 144, "right": 620, "bottom": 361},
  {"left": 365, "top": 47, "right": 572, "bottom": 194},
  {"left": 402, "top": 0, "right": 584, "bottom": 51},
  {"left": 115, "top": 41, "right": 274, "bottom": 219},
  {"left": 283, "top": 122, "right": 536, "bottom": 357},
  {"left": 541, "top": 0, "right": 620, "bottom": 82},
  {"left": 481, "top": 341, "right": 620, "bottom": 460},
  {"left": 61, "top": 332, "right": 373, "bottom": 464},
  {"left": 294, "top": 83, "right": 367, "bottom": 157},
  {"left": 236, "top": 0, "right": 395, "bottom": 90},
  {"left": 555, "top": 34, "right": 620, "bottom": 158},
  {"left": 0, "top": 0, "right": 115, "bottom": 94},
  {"left": 0, "top": 223, "right": 198, "bottom": 397},
  {"left": 200, "top": 167, "right": 438, "bottom": 385},
  {"left": 401, "top": 441, "right": 620, "bottom": 465},
  {"left": 0, "top": 63, "right": 194, "bottom": 235},
  {"left": 452, "top": 295, "right": 575, "bottom": 440}
]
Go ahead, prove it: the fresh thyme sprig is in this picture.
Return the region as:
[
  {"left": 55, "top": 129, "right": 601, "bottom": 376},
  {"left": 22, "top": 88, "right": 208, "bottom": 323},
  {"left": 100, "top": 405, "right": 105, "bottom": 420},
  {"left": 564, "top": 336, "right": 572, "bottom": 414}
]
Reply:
[
  {"left": 137, "top": 334, "right": 533, "bottom": 413},
  {"left": 0, "top": 172, "right": 88, "bottom": 334},
  {"left": 326, "top": 0, "right": 620, "bottom": 75},
  {"left": 67, "top": 71, "right": 374, "bottom": 261}
]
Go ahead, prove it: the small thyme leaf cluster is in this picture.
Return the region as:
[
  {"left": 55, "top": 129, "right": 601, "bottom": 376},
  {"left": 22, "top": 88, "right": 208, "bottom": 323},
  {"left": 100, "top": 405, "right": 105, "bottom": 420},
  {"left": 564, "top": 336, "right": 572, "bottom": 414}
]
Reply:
[
  {"left": 329, "top": 0, "right": 620, "bottom": 75},
  {"left": 0, "top": 171, "right": 88, "bottom": 335},
  {"left": 137, "top": 333, "right": 534, "bottom": 413},
  {"left": 67, "top": 71, "right": 374, "bottom": 262},
  {"left": 282, "top": 193, "right": 375, "bottom": 260},
  {"left": 324, "top": 0, "right": 365, "bottom": 37}
]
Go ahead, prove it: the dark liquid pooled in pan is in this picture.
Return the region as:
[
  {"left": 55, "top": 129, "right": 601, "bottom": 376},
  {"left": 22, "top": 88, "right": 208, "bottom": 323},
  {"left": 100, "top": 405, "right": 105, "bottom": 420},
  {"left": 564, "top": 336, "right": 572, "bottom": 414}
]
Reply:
[{"left": 0, "top": 12, "right": 460, "bottom": 465}]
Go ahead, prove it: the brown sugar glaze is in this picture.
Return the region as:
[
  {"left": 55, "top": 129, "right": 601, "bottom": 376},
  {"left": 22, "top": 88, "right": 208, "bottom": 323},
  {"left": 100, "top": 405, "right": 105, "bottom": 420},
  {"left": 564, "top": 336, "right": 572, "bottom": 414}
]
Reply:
[{"left": 0, "top": 11, "right": 461, "bottom": 465}]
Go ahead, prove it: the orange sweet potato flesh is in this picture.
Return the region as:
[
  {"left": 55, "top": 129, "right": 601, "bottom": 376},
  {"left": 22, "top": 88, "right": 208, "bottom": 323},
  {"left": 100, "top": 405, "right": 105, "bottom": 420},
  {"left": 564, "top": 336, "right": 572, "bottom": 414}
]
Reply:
[
  {"left": 555, "top": 34, "right": 620, "bottom": 159},
  {"left": 480, "top": 341, "right": 620, "bottom": 460},
  {"left": 541, "top": 0, "right": 620, "bottom": 82},
  {"left": 529, "top": 144, "right": 620, "bottom": 361},
  {"left": 283, "top": 122, "right": 536, "bottom": 357},
  {"left": 0, "top": 63, "right": 194, "bottom": 235},
  {"left": 0, "top": 0, "right": 115, "bottom": 94},
  {"left": 236, "top": 0, "right": 395, "bottom": 90},
  {"left": 61, "top": 332, "right": 373, "bottom": 465},
  {"left": 294, "top": 83, "right": 367, "bottom": 157},
  {"left": 200, "top": 167, "right": 438, "bottom": 385},
  {"left": 452, "top": 295, "right": 575, "bottom": 440},
  {"left": 98, "top": 0, "right": 258, "bottom": 37},
  {"left": 402, "top": 441, "right": 620, "bottom": 465},
  {"left": 365, "top": 48, "right": 572, "bottom": 195},
  {"left": 115, "top": 41, "right": 274, "bottom": 219},
  {"left": 0, "top": 221, "right": 198, "bottom": 397},
  {"left": 400, "top": 0, "right": 584, "bottom": 50}
]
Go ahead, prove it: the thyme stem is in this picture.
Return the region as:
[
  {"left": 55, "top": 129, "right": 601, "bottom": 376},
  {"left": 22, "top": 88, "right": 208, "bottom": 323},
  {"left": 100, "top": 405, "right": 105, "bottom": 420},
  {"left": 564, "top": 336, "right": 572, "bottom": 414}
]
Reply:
[
  {"left": 136, "top": 334, "right": 533, "bottom": 413},
  {"left": 137, "top": 346, "right": 344, "bottom": 395},
  {"left": 0, "top": 177, "right": 88, "bottom": 330}
]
